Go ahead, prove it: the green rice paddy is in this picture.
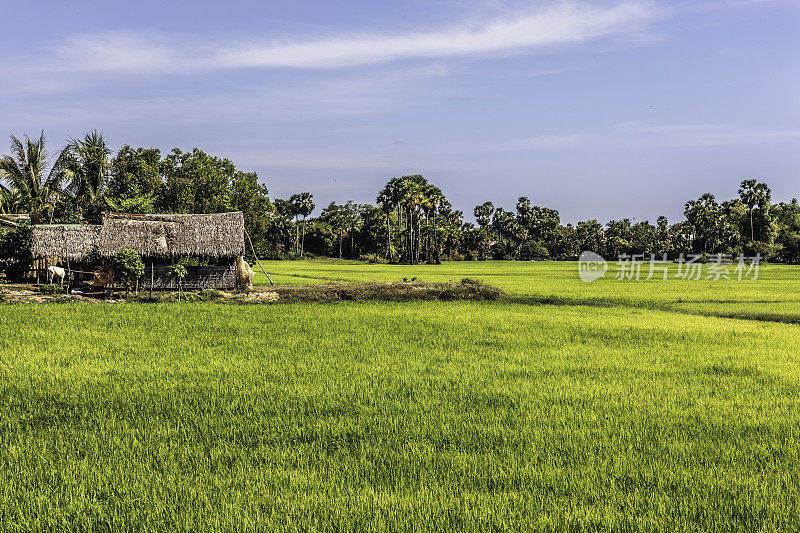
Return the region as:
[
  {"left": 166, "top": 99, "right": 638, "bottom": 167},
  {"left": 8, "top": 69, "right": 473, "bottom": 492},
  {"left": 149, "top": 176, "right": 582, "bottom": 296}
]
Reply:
[{"left": 1, "top": 261, "right": 799, "bottom": 530}]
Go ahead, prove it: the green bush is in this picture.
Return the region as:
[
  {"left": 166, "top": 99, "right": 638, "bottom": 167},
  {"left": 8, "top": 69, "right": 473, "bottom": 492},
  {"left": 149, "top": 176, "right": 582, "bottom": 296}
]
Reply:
[
  {"left": 111, "top": 249, "right": 145, "bottom": 296},
  {"left": 518, "top": 240, "right": 550, "bottom": 261},
  {"left": 0, "top": 226, "right": 32, "bottom": 280},
  {"left": 198, "top": 288, "right": 222, "bottom": 301},
  {"left": 167, "top": 264, "right": 188, "bottom": 280},
  {"left": 358, "top": 254, "right": 388, "bottom": 264},
  {"left": 37, "top": 284, "right": 62, "bottom": 295}
]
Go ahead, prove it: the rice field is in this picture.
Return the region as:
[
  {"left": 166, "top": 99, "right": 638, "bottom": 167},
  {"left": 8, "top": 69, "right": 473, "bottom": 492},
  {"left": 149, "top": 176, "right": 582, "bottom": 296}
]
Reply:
[{"left": 1, "top": 261, "right": 800, "bottom": 530}]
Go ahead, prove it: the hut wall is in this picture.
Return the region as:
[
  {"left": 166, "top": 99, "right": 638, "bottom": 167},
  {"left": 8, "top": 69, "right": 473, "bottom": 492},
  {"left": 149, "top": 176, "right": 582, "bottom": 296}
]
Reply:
[{"left": 142, "top": 265, "right": 237, "bottom": 290}]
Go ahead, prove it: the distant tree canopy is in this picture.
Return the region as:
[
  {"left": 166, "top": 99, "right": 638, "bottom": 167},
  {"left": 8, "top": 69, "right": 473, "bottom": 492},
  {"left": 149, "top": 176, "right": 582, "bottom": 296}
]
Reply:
[{"left": 1, "top": 130, "right": 798, "bottom": 267}]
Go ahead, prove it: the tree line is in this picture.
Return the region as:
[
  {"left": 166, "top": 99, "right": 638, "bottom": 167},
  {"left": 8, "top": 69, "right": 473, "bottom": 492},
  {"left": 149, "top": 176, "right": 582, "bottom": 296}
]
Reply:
[{"left": 2, "top": 131, "right": 800, "bottom": 267}]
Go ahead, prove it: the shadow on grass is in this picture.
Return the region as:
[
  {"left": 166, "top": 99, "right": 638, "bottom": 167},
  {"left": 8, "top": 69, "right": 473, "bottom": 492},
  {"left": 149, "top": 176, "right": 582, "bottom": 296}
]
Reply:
[{"left": 510, "top": 295, "right": 800, "bottom": 326}]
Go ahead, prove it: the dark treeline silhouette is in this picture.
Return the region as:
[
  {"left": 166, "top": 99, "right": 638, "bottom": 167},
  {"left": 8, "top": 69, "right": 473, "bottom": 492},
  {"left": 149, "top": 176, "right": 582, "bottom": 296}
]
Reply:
[{"left": 2, "top": 131, "right": 800, "bottom": 268}]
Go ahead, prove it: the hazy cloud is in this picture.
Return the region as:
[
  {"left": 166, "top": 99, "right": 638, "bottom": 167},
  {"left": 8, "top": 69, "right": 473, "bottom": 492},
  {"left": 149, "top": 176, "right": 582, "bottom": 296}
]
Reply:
[{"left": 48, "top": 2, "right": 656, "bottom": 73}]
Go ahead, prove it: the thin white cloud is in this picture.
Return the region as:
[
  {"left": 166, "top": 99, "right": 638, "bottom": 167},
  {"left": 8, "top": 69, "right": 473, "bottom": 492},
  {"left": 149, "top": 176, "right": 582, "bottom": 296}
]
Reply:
[
  {"left": 618, "top": 123, "right": 800, "bottom": 146},
  {"left": 49, "top": 1, "right": 656, "bottom": 73}
]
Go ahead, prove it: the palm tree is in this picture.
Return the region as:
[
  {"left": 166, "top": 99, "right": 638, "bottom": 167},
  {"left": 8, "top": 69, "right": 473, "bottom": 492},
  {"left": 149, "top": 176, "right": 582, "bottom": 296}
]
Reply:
[
  {"left": 0, "top": 184, "right": 25, "bottom": 214},
  {"left": 400, "top": 178, "right": 425, "bottom": 264},
  {"left": 62, "top": 130, "right": 112, "bottom": 223},
  {"left": 287, "top": 194, "right": 304, "bottom": 256},
  {"left": 377, "top": 180, "right": 402, "bottom": 262},
  {"left": 738, "top": 180, "right": 758, "bottom": 241},
  {"left": 292, "top": 192, "right": 315, "bottom": 258},
  {"left": 738, "top": 179, "right": 772, "bottom": 242},
  {"left": 425, "top": 184, "right": 446, "bottom": 263},
  {"left": 0, "top": 132, "right": 67, "bottom": 223}
]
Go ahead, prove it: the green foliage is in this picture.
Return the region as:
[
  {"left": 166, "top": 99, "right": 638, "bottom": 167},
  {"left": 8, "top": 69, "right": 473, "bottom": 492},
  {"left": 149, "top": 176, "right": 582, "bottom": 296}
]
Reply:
[
  {"left": 0, "top": 225, "right": 32, "bottom": 279},
  {"left": 111, "top": 249, "right": 145, "bottom": 295},
  {"left": 3, "top": 129, "right": 800, "bottom": 265},
  {"left": 60, "top": 130, "right": 112, "bottom": 223},
  {"left": 0, "top": 132, "right": 66, "bottom": 223},
  {"left": 37, "top": 284, "right": 62, "bottom": 295},
  {"left": 518, "top": 240, "right": 549, "bottom": 261},
  {"left": 197, "top": 288, "right": 222, "bottom": 301},
  {"left": 158, "top": 148, "right": 235, "bottom": 214},
  {"left": 358, "top": 253, "right": 388, "bottom": 264},
  {"left": 166, "top": 263, "right": 188, "bottom": 280}
]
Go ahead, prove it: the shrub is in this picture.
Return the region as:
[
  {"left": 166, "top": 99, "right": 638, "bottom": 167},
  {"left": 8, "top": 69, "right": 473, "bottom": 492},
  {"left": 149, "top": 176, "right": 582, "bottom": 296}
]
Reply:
[
  {"left": 198, "top": 288, "right": 222, "bottom": 301},
  {"left": 519, "top": 240, "right": 550, "bottom": 261},
  {"left": 167, "top": 264, "right": 188, "bottom": 280},
  {"left": 359, "top": 254, "right": 388, "bottom": 264},
  {"left": 111, "top": 249, "right": 145, "bottom": 296},
  {"left": 167, "top": 263, "right": 189, "bottom": 300},
  {"left": 37, "top": 284, "right": 62, "bottom": 295},
  {"left": 0, "top": 226, "right": 32, "bottom": 280}
]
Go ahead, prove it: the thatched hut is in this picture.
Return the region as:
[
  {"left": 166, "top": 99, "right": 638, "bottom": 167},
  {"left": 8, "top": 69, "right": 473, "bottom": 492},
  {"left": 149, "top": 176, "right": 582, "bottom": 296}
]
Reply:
[{"left": 30, "top": 212, "right": 246, "bottom": 289}]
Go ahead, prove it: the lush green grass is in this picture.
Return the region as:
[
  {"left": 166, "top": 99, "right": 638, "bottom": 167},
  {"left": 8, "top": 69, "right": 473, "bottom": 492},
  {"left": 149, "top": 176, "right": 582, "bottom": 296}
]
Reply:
[
  {"left": 2, "top": 261, "right": 800, "bottom": 530},
  {"left": 255, "top": 260, "right": 800, "bottom": 322}
]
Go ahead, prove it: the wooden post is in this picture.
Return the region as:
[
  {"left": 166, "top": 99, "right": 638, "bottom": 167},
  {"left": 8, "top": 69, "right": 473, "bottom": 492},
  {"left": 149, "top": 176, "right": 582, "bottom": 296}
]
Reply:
[{"left": 244, "top": 227, "right": 274, "bottom": 285}]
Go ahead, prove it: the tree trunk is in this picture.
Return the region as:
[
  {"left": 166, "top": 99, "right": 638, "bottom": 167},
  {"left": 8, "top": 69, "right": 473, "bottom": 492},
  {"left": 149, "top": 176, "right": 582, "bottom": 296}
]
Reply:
[
  {"left": 301, "top": 216, "right": 306, "bottom": 258},
  {"left": 408, "top": 209, "right": 413, "bottom": 264},
  {"left": 432, "top": 211, "right": 439, "bottom": 263},
  {"left": 339, "top": 234, "right": 343, "bottom": 259},
  {"left": 386, "top": 212, "right": 393, "bottom": 261},
  {"left": 750, "top": 209, "right": 754, "bottom": 241},
  {"left": 417, "top": 216, "right": 422, "bottom": 264}
]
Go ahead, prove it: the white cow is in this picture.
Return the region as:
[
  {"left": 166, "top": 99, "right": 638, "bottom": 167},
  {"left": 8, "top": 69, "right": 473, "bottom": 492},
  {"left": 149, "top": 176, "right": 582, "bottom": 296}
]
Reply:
[{"left": 47, "top": 266, "right": 66, "bottom": 286}]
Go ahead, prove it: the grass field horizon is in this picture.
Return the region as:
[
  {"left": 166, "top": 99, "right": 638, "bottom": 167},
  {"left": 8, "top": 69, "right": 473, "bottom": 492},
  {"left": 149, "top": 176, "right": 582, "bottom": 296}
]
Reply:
[{"left": 2, "top": 261, "right": 800, "bottom": 529}]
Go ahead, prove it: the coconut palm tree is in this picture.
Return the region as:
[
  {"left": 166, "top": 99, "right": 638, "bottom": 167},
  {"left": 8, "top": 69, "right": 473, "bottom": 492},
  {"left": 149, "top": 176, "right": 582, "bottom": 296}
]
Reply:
[
  {"left": 62, "top": 130, "right": 112, "bottom": 223},
  {"left": 0, "top": 132, "right": 67, "bottom": 223},
  {"left": 0, "top": 185, "right": 25, "bottom": 214}
]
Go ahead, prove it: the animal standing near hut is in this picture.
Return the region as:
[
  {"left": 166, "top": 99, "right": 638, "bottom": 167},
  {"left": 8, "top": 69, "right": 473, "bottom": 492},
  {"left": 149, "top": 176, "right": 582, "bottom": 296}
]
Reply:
[{"left": 46, "top": 266, "right": 65, "bottom": 286}]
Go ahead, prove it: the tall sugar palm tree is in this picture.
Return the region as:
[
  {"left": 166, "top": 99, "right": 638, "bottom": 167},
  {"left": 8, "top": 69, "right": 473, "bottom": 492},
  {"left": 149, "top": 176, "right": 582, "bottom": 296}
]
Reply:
[
  {"left": 291, "top": 192, "right": 315, "bottom": 258},
  {"left": 0, "top": 132, "right": 67, "bottom": 223},
  {"left": 377, "top": 181, "right": 400, "bottom": 261},
  {"left": 738, "top": 179, "right": 772, "bottom": 242}
]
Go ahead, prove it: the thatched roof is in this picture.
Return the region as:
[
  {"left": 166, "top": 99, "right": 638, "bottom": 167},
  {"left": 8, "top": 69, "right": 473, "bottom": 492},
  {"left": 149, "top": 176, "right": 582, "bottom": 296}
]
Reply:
[
  {"left": 31, "top": 212, "right": 245, "bottom": 260},
  {"left": 0, "top": 213, "right": 30, "bottom": 230},
  {"left": 31, "top": 225, "right": 102, "bottom": 260},
  {"left": 98, "top": 212, "right": 245, "bottom": 258}
]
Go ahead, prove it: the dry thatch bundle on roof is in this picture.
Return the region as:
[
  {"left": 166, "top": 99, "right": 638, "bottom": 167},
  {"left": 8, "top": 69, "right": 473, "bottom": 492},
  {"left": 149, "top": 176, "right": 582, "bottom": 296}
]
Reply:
[
  {"left": 31, "top": 212, "right": 245, "bottom": 260},
  {"left": 98, "top": 212, "right": 245, "bottom": 259},
  {"left": 31, "top": 225, "right": 101, "bottom": 261},
  {"left": 0, "top": 213, "right": 30, "bottom": 230}
]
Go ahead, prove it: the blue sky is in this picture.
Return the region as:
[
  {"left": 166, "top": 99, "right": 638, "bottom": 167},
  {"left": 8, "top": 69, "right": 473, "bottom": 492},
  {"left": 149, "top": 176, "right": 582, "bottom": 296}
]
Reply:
[{"left": 1, "top": 0, "right": 798, "bottom": 222}]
